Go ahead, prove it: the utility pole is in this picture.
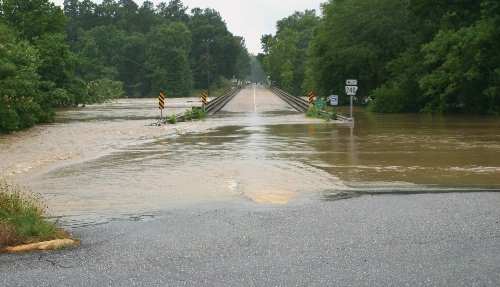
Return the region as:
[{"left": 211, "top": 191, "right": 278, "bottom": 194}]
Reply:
[{"left": 204, "top": 39, "right": 212, "bottom": 96}]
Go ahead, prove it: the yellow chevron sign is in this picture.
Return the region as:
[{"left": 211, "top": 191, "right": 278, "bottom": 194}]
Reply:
[
  {"left": 159, "top": 93, "right": 165, "bottom": 109},
  {"left": 308, "top": 92, "right": 316, "bottom": 104},
  {"left": 201, "top": 92, "right": 208, "bottom": 106}
]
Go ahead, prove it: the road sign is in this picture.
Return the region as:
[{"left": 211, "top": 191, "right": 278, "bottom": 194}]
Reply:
[
  {"left": 315, "top": 98, "right": 325, "bottom": 108},
  {"left": 158, "top": 93, "right": 165, "bottom": 109},
  {"left": 329, "top": 95, "right": 338, "bottom": 106},
  {"left": 201, "top": 92, "right": 208, "bottom": 106},
  {"left": 345, "top": 86, "right": 358, "bottom": 96},
  {"left": 307, "top": 92, "right": 316, "bottom": 104},
  {"left": 346, "top": 79, "right": 357, "bottom": 86}
]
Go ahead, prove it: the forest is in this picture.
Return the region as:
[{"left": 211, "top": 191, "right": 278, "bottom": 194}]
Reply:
[
  {"left": 259, "top": 0, "right": 500, "bottom": 114},
  {"left": 0, "top": 0, "right": 251, "bottom": 133}
]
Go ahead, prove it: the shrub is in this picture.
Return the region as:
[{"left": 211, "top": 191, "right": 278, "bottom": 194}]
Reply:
[
  {"left": 167, "top": 114, "right": 177, "bottom": 124},
  {"left": 0, "top": 179, "right": 65, "bottom": 247},
  {"left": 0, "top": 104, "right": 20, "bottom": 133}
]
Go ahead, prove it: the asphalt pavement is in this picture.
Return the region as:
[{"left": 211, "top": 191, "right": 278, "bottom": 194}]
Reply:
[{"left": 1, "top": 192, "right": 499, "bottom": 286}]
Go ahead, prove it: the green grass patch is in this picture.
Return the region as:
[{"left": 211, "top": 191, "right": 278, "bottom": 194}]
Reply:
[
  {"left": 306, "top": 105, "right": 336, "bottom": 121},
  {"left": 0, "top": 179, "right": 67, "bottom": 248}
]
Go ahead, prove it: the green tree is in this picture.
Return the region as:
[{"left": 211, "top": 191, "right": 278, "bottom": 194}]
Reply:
[
  {"left": 0, "top": 24, "right": 52, "bottom": 133},
  {"left": 145, "top": 22, "right": 192, "bottom": 96},
  {"left": 188, "top": 8, "right": 246, "bottom": 90},
  {"left": 306, "top": 0, "right": 408, "bottom": 103},
  {"left": 1, "top": 0, "right": 66, "bottom": 40},
  {"left": 260, "top": 10, "right": 319, "bottom": 95},
  {"left": 419, "top": 17, "right": 500, "bottom": 114},
  {"left": 33, "top": 33, "right": 81, "bottom": 107}
]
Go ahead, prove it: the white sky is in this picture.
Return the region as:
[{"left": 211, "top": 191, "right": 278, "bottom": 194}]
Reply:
[{"left": 52, "top": 0, "right": 324, "bottom": 54}]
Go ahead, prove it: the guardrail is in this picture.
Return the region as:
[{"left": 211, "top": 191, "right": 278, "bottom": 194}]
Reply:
[
  {"left": 270, "top": 87, "right": 310, "bottom": 112},
  {"left": 270, "top": 87, "right": 350, "bottom": 122},
  {"left": 205, "top": 88, "right": 241, "bottom": 116}
]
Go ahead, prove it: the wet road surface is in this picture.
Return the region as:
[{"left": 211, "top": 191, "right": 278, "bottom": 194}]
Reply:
[{"left": 1, "top": 193, "right": 499, "bottom": 286}]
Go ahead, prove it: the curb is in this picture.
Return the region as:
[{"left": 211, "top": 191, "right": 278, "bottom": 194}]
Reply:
[{"left": 3, "top": 238, "right": 78, "bottom": 253}]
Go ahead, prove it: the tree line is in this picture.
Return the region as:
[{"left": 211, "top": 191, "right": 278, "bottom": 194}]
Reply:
[
  {"left": 259, "top": 0, "right": 500, "bottom": 114},
  {"left": 0, "top": 0, "right": 251, "bottom": 133}
]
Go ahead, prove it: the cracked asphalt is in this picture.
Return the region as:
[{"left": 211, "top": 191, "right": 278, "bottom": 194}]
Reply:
[{"left": 1, "top": 192, "right": 499, "bottom": 286}]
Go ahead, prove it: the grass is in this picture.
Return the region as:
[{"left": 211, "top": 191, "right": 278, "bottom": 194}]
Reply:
[
  {"left": 306, "top": 105, "right": 337, "bottom": 121},
  {"left": 0, "top": 179, "right": 68, "bottom": 249}
]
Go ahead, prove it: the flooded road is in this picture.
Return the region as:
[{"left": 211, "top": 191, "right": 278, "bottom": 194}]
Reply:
[{"left": 1, "top": 86, "right": 499, "bottom": 226}]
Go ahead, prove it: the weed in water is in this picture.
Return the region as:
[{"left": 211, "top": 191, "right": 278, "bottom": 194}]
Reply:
[{"left": 167, "top": 114, "right": 177, "bottom": 124}]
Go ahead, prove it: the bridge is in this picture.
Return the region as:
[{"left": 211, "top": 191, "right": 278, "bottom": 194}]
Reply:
[{"left": 204, "top": 85, "right": 349, "bottom": 121}]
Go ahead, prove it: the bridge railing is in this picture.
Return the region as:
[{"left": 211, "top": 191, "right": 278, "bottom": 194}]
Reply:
[
  {"left": 205, "top": 88, "right": 241, "bottom": 116},
  {"left": 269, "top": 87, "right": 310, "bottom": 112},
  {"left": 270, "top": 87, "right": 350, "bottom": 122}
]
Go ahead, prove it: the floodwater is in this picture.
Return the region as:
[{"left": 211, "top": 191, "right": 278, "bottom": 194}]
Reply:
[{"left": 1, "top": 86, "right": 499, "bottom": 226}]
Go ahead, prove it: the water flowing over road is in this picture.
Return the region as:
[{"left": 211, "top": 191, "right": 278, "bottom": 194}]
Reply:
[{"left": 1, "top": 85, "right": 499, "bottom": 226}]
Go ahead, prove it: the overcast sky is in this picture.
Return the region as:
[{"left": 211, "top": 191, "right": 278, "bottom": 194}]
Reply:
[{"left": 52, "top": 0, "right": 325, "bottom": 54}]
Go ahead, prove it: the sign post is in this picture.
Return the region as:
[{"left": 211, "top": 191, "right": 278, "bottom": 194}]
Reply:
[{"left": 345, "top": 79, "right": 358, "bottom": 121}]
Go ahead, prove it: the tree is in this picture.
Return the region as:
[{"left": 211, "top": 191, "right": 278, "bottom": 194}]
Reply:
[
  {"left": 305, "top": 0, "right": 408, "bottom": 103},
  {"left": 1, "top": 0, "right": 66, "bottom": 40},
  {"left": 188, "top": 8, "right": 247, "bottom": 90},
  {"left": 0, "top": 23, "right": 51, "bottom": 133},
  {"left": 261, "top": 10, "right": 319, "bottom": 95},
  {"left": 145, "top": 22, "right": 192, "bottom": 96},
  {"left": 419, "top": 17, "right": 500, "bottom": 114}
]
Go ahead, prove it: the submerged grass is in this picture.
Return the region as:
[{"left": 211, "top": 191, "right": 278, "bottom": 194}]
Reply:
[{"left": 0, "top": 179, "right": 68, "bottom": 249}]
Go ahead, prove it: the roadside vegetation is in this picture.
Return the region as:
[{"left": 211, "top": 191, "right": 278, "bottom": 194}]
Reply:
[
  {"left": 259, "top": 0, "right": 500, "bottom": 115},
  {"left": 0, "top": 179, "right": 69, "bottom": 250},
  {"left": 306, "top": 105, "right": 336, "bottom": 121},
  {"left": 164, "top": 106, "right": 206, "bottom": 124}
]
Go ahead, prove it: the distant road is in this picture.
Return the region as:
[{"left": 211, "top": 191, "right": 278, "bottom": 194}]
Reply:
[{"left": 221, "top": 85, "right": 296, "bottom": 113}]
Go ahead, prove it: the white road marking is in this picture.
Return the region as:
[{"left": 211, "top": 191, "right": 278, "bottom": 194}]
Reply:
[{"left": 254, "top": 86, "right": 257, "bottom": 112}]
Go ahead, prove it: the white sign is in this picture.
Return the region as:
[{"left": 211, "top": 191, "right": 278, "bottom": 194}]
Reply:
[
  {"left": 345, "top": 86, "right": 358, "bottom": 96},
  {"left": 346, "top": 79, "right": 357, "bottom": 86},
  {"left": 329, "top": 95, "right": 338, "bottom": 106}
]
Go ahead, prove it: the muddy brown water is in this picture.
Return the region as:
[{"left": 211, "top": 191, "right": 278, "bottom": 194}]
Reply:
[{"left": 1, "top": 86, "right": 499, "bottom": 226}]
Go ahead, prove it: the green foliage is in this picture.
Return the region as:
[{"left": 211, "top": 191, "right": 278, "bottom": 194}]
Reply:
[
  {"left": 419, "top": 17, "right": 500, "bottom": 114},
  {"left": 305, "top": 0, "right": 408, "bottom": 104},
  {"left": 167, "top": 114, "right": 177, "bottom": 124},
  {"left": 146, "top": 22, "right": 192, "bottom": 96},
  {"left": 0, "top": 179, "right": 64, "bottom": 247},
  {"left": 1, "top": 0, "right": 66, "bottom": 40},
  {"left": 368, "top": 85, "right": 406, "bottom": 113},
  {"left": 260, "top": 10, "right": 319, "bottom": 95},
  {"left": 87, "top": 78, "right": 123, "bottom": 104},
  {"left": 65, "top": 1, "right": 251, "bottom": 98},
  {"left": 183, "top": 106, "right": 206, "bottom": 121},
  {"left": 306, "top": 105, "right": 334, "bottom": 121},
  {"left": 263, "top": 0, "right": 499, "bottom": 114},
  {"left": 0, "top": 104, "right": 21, "bottom": 133}
]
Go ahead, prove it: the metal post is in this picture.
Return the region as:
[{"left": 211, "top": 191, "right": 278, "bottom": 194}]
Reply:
[
  {"left": 207, "top": 43, "right": 210, "bottom": 96},
  {"left": 350, "top": 94, "right": 353, "bottom": 121},
  {"left": 204, "top": 39, "right": 212, "bottom": 97}
]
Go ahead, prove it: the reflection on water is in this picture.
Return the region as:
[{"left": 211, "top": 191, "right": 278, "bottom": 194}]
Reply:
[{"left": 1, "top": 97, "right": 499, "bottom": 226}]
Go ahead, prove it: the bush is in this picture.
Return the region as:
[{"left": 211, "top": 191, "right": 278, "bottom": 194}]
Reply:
[
  {"left": 368, "top": 85, "right": 412, "bottom": 113},
  {"left": 0, "top": 179, "right": 65, "bottom": 248},
  {"left": 167, "top": 114, "right": 177, "bottom": 124},
  {"left": 0, "top": 104, "right": 20, "bottom": 133}
]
